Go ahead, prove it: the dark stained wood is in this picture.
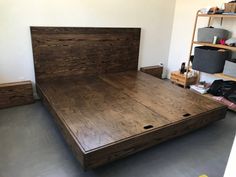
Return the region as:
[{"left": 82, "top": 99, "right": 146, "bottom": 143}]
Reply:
[
  {"left": 31, "top": 27, "right": 227, "bottom": 170},
  {"left": 0, "top": 81, "right": 34, "bottom": 109},
  {"left": 37, "top": 72, "right": 227, "bottom": 169},
  {"left": 140, "top": 65, "right": 163, "bottom": 79},
  {"left": 100, "top": 71, "right": 223, "bottom": 122},
  {"left": 36, "top": 84, "right": 85, "bottom": 167},
  {"left": 85, "top": 106, "right": 225, "bottom": 168},
  {"left": 38, "top": 77, "right": 170, "bottom": 152},
  {"left": 30, "top": 27, "right": 141, "bottom": 83}
]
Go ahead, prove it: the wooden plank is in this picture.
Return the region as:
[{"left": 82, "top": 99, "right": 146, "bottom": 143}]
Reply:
[
  {"left": 100, "top": 71, "right": 224, "bottom": 122},
  {"left": 36, "top": 84, "right": 85, "bottom": 167},
  {"left": 30, "top": 27, "right": 141, "bottom": 83},
  {"left": 214, "top": 73, "right": 236, "bottom": 81},
  {"left": 38, "top": 77, "right": 170, "bottom": 152},
  {"left": 37, "top": 72, "right": 227, "bottom": 169},
  {"left": 198, "top": 14, "right": 236, "bottom": 18},
  {"left": 193, "top": 41, "right": 236, "bottom": 51},
  {"left": 85, "top": 106, "right": 226, "bottom": 168},
  {"left": 0, "top": 81, "right": 34, "bottom": 109}
]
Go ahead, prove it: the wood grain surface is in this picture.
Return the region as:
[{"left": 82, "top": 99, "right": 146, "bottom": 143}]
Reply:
[
  {"left": 0, "top": 81, "right": 34, "bottom": 109},
  {"left": 31, "top": 27, "right": 140, "bottom": 83},
  {"left": 37, "top": 71, "right": 227, "bottom": 169},
  {"left": 38, "top": 76, "right": 170, "bottom": 152},
  {"left": 140, "top": 65, "right": 163, "bottom": 79},
  {"left": 31, "top": 27, "right": 227, "bottom": 170},
  {"left": 100, "top": 71, "right": 223, "bottom": 122}
]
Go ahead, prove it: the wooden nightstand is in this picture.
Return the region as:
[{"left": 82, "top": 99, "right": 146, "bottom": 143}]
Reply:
[
  {"left": 0, "top": 81, "right": 34, "bottom": 109},
  {"left": 140, "top": 65, "right": 163, "bottom": 79}
]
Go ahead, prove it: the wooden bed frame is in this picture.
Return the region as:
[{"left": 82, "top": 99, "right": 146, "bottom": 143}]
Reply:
[{"left": 31, "top": 27, "right": 227, "bottom": 170}]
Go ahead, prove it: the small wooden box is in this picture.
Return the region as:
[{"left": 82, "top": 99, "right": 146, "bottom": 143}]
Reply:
[
  {"left": 170, "top": 71, "right": 198, "bottom": 88},
  {"left": 225, "top": 3, "right": 236, "bottom": 13},
  {"left": 140, "top": 65, "right": 163, "bottom": 79}
]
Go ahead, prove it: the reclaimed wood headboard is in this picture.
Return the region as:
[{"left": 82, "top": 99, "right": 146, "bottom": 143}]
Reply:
[{"left": 30, "top": 27, "right": 141, "bottom": 83}]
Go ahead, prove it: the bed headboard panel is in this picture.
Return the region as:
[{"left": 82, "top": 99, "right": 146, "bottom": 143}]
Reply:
[{"left": 30, "top": 27, "right": 141, "bottom": 83}]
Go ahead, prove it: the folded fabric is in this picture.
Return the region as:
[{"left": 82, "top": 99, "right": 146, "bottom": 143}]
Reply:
[{"left": 213, "top": 96, "right": 236, "bottom": 111}]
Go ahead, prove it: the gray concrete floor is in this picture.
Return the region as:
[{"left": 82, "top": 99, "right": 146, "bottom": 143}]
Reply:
[{"left": 0, "top": 101, "right": 235, "bottom": 177}]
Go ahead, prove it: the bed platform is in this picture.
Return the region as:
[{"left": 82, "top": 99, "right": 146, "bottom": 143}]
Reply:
[{"left": 31, "top": 27, "right": 227, "bottom": 170}]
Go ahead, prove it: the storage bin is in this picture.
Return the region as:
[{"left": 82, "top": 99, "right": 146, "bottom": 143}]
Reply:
[
  {"left": 223, "top": 60, "right": 236, "bottom": 77},
  {"left": 197, "top": 27, "right": 229, "bottom": 43},
  {"left": 192, "top": 46, "right": 231, "bottom": 74},
  {"left": 170, "top": 71, "right": 198, "bottom": 88}
]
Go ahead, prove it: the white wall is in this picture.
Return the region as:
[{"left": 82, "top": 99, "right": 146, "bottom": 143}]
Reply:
[
  {"left": 0, "top": 0, "right": 176, "bottom": 84},
  {"left": 167, "top": 0, "right": 236, "bottom": 82}
]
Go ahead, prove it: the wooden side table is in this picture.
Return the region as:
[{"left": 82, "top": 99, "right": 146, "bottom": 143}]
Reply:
[
  {"left": 0, "top": 81, "right": 34, "bottom": 109},
  {"left": 140, "top": 65, "right": 163, "bottom": 79}
]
